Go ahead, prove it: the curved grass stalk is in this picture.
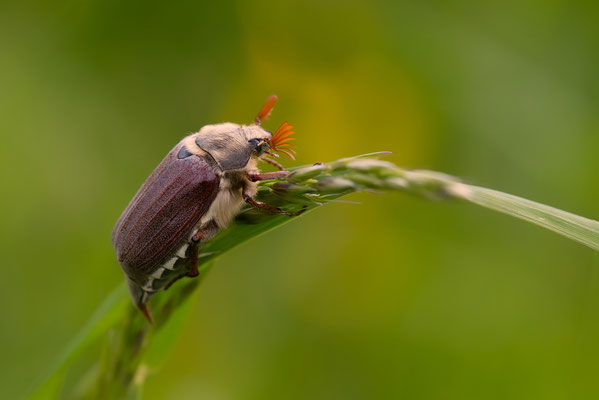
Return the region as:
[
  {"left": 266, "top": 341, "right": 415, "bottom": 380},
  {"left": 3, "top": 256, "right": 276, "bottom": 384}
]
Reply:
[{"left": 28, "top": 153, "right": 599, "bottom": 399}]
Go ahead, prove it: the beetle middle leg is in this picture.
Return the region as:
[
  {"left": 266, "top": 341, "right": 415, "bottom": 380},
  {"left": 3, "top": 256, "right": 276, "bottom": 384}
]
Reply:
[
  {"left": 184, "top": 221, "right": 221, "bottom": 278},
  {"left": 191, "top": 220, "right": 220, "bottom": 244}
]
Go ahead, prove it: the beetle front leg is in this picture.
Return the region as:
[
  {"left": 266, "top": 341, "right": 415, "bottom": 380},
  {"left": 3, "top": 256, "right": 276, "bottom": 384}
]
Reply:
[
  {"left": 261, "top": 156, "right": 284, "bottom": 171},
  {"left": 243, "top": 192, "right": 306, "bottom": 216},
  {"left": 248, "top": 171, "right": 289, "bottom": 182}
]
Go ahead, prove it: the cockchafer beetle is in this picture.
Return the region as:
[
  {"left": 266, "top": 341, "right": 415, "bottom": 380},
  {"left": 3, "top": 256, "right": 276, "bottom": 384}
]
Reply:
[{"left": 111, "top": 95, "right": 301, "bottom": 322}]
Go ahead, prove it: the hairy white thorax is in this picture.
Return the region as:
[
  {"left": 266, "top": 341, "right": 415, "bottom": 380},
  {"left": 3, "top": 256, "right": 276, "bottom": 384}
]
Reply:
[
  {"left": 184, "top": 122, "right": 268, "bottom": 230},
  {"left": 199, "top": 157, "right": 258, "bottom": 229}
]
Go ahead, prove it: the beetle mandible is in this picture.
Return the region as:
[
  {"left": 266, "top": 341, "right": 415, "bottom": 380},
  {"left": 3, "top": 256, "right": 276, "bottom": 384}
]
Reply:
[{"left": 111, "top": 95, "right": 300, "bottom": 322}]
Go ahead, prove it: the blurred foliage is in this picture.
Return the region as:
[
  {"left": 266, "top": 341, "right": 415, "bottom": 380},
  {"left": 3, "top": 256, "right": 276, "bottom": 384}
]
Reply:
[{"left": 1, "top": 0, "right": 599, "bottom": 399}]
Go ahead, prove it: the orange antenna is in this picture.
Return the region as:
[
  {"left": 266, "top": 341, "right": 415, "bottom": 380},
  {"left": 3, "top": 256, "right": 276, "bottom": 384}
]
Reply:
[
  {"left": 269, "top": 121, "right": 296, "bottom": 160},
  {"left": 255, "top": 95, "right": 278, "bottom": 125}
]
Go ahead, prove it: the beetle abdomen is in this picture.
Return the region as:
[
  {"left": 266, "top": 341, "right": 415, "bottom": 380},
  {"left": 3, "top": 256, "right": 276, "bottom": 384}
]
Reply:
[
  {"left": 112, "top": 142, "right": 220, "bottom": 283},
  {"left": 138, "top": 241, "right": 191, "bottom": 294}
]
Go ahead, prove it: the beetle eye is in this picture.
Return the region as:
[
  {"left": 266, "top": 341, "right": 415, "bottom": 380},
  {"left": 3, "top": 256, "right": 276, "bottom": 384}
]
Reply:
[{"left": 248, "top": 138, "right": 261, "bottom": 148}]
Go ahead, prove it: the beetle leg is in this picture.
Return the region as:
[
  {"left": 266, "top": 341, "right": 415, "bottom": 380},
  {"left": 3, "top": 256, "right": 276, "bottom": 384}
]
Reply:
[
  {"left": 191, "top": 221, "right": 220, "bottom": 244},
  {"left": 261, "top": 156, "right": 284, "bottom": 171},
  {"left": 164, "top": 254, "right": 201, "bottom": 290},
  {"left": 187, "top": 242, "right": 199, "bottom": 277},
  {"left": 191, "top": 229, "right": 209, "bottom": 243},
  {"left": 243, "top": 193, "right": 307, "bottom": 216},
  {"left": 164, "top": 273, "right": 187, "bottom": 290},
  {"left": 248, "top": 171, "right": 289, "bottom": 182}
]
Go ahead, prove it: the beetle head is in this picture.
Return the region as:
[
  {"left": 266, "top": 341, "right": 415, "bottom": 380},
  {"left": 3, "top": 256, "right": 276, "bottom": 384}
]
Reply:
[
  {"left": 194, "top": 123, "right": 273, "bottom": 171},
  {"left": 246, "top": 125, "right": 272, "bottom": 157},
  {"left": 193, "top": 95, "right": 296, "bottom": 171}
]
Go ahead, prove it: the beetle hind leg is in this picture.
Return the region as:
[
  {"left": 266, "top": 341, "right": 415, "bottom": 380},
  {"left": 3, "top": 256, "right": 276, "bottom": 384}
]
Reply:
[
  {"left": 187, "top": 242, "right": 199, "bottom": 277},
  {"left": 165, "top": 224, "right": 220, "bottom": 290},
  {"left": 164, "top": 273, "right": 188, "bottom": 290},
  {"left": 164, "top": 242, "right": 201, "bottom": 289}
]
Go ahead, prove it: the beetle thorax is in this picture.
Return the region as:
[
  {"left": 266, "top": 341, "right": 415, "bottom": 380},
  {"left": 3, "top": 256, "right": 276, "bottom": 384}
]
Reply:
[
  {"left": 183, "top": 123, "right": 271, "bottom": 173},
  {"left": 199, "top": 163, "right": 258, "bottom": 229},
  {"left": 179, "top": 122, "right": 267, "bottom": 231}
]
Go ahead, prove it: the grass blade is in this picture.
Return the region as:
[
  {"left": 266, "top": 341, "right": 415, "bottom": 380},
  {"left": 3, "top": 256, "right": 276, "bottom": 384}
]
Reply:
[
  {"left": 452, "top": 184, "right": 599, "bottom": 251},
  {"left": 28, "top": 154, "right": 599, "bottom": 399}
]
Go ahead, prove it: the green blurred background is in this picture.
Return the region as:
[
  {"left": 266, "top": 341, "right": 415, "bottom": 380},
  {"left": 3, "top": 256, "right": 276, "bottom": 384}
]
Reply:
[{"left": 2, "top": 1, "right": 599, "bottom": 399}]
